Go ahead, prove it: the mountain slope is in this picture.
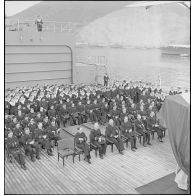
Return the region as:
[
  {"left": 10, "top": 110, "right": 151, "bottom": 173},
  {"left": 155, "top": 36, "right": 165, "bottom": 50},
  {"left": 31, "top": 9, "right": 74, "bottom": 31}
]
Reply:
[
  {"left": 77, "top": 3, "right": 190, "bottom": 47},
  {"left": 10, "top": 1, "right": 133, "bottom": 25},
  {"left": 9, "top": 1, "right": 190, "bottom": 48}
]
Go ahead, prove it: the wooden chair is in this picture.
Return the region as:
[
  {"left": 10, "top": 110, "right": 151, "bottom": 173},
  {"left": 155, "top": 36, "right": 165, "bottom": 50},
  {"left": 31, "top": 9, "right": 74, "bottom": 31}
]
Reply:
[
  {"left": 89, "top": 142, "right": 98, "bottom": 157},
  {"left": 120, "top": 134, "right": 129, "bottom": 148},
  {"left": 146, "top": 120, "right": 166, "bottom": 139},
  {"left": 159, "top": 125, "right": 167, "bottom": 137},
  {"left": 50, "top": 140, "right": 56, "bottom": 151},
  {"left": 150, "top": 128, "right": 157, "bottom": 140},
  {"left": 81, "top": 123, "right": 114, "bottom": 153},
  {"left": 57, "top": 137, "right": 76, "bottom": 166},
  {"left": 104, "top": 136, "right": 114, "bottom": 152},
  {"left": 5, "top": 139, "right": 15, "bottom": 163},
  {"left": 5, "top": 139, "right": 23, "bottom": 166},
  {"left": 74, "top": 141, "right": 93, "bottom": 161},
  {"left": 132, "top": 123, "right": 142, "bottom": 144},
  {"left": 81, "top": 124, "right": 108, "bottom": 155},
  {"left": 117, "top": 126, "right": 129, "bottom": 148},
  {"left": 151, "top": 126, "right": 167, "bottom": 139},
  {"left": 74, "top": 145, "right": 83, "bottom": 161},
  {"left": 144, "top": 120, "right": 156, "bottom": 140},
  {"left": 74, "top": 135, "right": 98, "bottom": 158}
]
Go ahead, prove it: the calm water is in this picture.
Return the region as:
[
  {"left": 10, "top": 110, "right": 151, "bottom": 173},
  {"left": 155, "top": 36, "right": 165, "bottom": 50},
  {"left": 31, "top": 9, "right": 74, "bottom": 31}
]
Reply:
[{"left": 76, "top": 47, "right": 190, "bottom": 92}]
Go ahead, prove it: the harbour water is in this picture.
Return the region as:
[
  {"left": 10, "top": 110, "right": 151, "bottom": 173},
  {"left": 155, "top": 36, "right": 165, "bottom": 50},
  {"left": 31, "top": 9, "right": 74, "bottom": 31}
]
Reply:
[{"left": 76, "top": 47, "right": 190, "bottom": 92}]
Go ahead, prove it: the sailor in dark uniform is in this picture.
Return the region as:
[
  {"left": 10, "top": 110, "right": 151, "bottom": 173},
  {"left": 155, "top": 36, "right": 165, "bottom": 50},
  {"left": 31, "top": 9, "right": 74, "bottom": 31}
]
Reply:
[
  {"left": 120, "top": 116, "right": 137, "bottom": 151},
  {"left": 42, "top": 116, "right": 51, "bottom": 130},
  {"left": 169, "top": 87, "right": 175, "bottom": 95},
  {"left": 105, "top": 119, "right": 124, "bottom": 154},
  {"left": 120, "top": 108, "right": 129, "bottom": 125},
  {"left": 85, "top": 100, "right": 93, "bottom": 122},
  {"left": 89, "top": 123, "right": 107, "bottom": 159},
  {"left": 21, "top": 127, "right": 41, "bottom": 162},
  {"left": 92, "top": 99, "right": 101, "bottom": 123},
  {"left": 35, "top": 15, "right": 43, "bottom": 40},
  {"left": 104, "top": 73, "right": 109, "bottom": 87},
  {"left": 46, "top": 120, "right": 61, "bottom": 146},
  {"left": 77, "top": 101, "right": 86, "bottom": 124},
  {"left": 5, "top": 114, "right": 12, "bottom": 129},
  {"left": 39, "top": 106, "right": 47, "bottom": 118},
  {"left": 135, "top": 114, "right": 151, "bottom": 147},
  {"left": 34, "top": 122, "right": 54, "bottom": 156},
  {"left": 6, "top": 131, "right": 27, "bottom": 170},
  {"left": 129, "top": 103, "right": 137, "bottom": 119},
  {"left": 75, "top": 127, "right": 91, "bottom": 164},
  {"left": 69, "top": 103, "right": 78, "bottom": 126},
  {"left": 13, "top": 123, "right": 24, "bottom": 146},
  {"left": 110, "top": 105, "right": 120, "bottom": 127},
  {"left": 147, "top": 111, "right": 163, "bottom": 142},
  {"left": 28, "top": 108, "right": 37, "bottom": 119},
  {"left": 101, "top": 101, "right": 109, "bottom": 124},
  {"left": 48, "top": 105, "right": 56, "bottom": 120},
  {"left": 5, "top": 99, "right": 10, "bottom": 115},
  {"left": 28, "top": 118, "right": 37, "bottom": 134},
  {"left": 59, "top": 103, "right": 69, "bottom": 127}
]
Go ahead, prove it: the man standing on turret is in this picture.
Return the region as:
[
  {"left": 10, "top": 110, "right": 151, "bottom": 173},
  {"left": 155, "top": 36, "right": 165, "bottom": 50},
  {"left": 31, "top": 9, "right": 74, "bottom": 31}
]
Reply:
[{"left": 35, "top": 15, "right": 43, "bottom": 40}]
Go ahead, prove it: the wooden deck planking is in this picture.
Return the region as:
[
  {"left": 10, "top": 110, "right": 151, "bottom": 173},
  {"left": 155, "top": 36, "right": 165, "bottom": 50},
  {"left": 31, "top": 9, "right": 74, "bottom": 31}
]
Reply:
[
  {"left": 63, "top": 125, "right": 139, "bottom": 193},
  {"left": 5, "top": 125, "right": 176, "bottom": 194}
]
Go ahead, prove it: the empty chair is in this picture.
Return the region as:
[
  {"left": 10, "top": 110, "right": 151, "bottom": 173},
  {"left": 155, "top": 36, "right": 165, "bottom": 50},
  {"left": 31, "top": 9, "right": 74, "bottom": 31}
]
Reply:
[{"left": 57, "top": 137, "right": 78, "bottom": 166}]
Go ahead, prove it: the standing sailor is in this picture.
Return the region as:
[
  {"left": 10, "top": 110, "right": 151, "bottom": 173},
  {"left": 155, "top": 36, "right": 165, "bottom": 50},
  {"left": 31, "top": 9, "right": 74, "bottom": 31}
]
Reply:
[
  {"left": 35, "top": 15, "right": 43, "bottom": 40},
  {"left": 104, "top": 73, "right": 109, "bottom": 87}
]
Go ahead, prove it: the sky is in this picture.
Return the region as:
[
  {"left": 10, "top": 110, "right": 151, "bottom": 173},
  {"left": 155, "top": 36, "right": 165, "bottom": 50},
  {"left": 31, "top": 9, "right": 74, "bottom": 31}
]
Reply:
[
  {"left": 5, "top": 1, "right": 190, "bottom": 17},
  {"left": 5, "top": 1, "right": 40, "bottom": 16}
]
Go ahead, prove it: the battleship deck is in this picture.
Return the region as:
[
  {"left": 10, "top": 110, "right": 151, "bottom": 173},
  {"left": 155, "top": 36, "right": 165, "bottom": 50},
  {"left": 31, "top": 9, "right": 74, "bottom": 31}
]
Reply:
[{"left": 5, "top": 125, "right": 176, "bottom": 194}]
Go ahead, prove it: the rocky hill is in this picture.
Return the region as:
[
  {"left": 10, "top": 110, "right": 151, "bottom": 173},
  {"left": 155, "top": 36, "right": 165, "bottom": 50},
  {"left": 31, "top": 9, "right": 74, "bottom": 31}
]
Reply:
[
  {"left": 77, "top": 3, "right": 190, "bottom": 47},
  {"left": 10, "top": 1, "right": 131, "bottom": 27},
  {"left": 9, "top": 1, "right": 190, "bottom": 48}
]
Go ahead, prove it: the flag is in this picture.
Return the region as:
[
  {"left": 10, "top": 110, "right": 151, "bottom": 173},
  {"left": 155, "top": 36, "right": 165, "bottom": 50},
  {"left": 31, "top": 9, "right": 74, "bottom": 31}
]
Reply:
[{"left": 157, "top": 93, "right": 190, "bottom": 178}]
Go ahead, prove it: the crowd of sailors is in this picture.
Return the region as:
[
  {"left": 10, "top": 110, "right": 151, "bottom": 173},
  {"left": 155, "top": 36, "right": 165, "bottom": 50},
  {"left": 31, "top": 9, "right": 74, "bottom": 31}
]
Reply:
[{"left": 5, "top": 80, "right": 183, "bottom": 170}]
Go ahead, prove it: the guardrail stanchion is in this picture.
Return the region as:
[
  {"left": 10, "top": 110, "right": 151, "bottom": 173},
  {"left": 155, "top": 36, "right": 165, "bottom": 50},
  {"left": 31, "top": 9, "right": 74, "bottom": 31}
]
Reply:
[
  {"left": 17, "top": 19, "right": 20, "bottom": 31},
  {"left": 53, "top": 23, "right": 56, "bottom": 32}
]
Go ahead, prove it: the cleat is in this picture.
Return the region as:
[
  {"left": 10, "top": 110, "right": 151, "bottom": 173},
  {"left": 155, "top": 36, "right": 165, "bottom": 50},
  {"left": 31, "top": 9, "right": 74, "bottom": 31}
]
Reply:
[
  {"left": 48, "top": 152, "right": 54, "bottom": 156},
  {"left": 88, "top": 160, "right": 91, "bottom": 164},
  {"left": 36, "top": 156, "right": 41, "bottom": 160},
  {"left": 21, "top": 164, "right": 27, "bottom": 170}
]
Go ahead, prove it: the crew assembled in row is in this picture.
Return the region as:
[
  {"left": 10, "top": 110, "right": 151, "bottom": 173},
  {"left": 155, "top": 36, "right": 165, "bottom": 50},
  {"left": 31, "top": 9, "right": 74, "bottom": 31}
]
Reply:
[{"left": 5, "top": 80, "right": 167, "bottom": 170}]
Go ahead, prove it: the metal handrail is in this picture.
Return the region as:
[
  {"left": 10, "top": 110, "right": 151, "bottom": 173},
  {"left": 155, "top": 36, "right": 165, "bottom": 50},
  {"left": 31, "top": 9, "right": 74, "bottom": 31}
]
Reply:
[
  {"left": 77, "top": 55, "right": 107, "bottom": 66},
  {"left": 5, "top": 19, "right": 76, "bottom": 33}
]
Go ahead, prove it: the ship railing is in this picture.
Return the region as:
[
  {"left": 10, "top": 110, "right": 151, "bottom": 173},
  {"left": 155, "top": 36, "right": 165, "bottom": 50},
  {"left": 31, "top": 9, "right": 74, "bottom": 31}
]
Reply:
[
  {"left": 77, "top": 56, "right": 107, "bottom": 66},
  {"left": 107, "top": 78, "right": 189, "bottom": 95},
  {"left": 5, "top": 19, "right": 76, "bottom": 33}
]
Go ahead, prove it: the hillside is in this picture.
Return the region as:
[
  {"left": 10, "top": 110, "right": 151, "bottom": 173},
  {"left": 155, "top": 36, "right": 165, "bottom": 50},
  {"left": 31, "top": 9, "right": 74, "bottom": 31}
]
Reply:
[
  {"left": 77, "top": 3, "right": 190, "bottom": 47},
  {"left": 10, "top": 1, "right": 132, "bottom": 26},
  {"left": 9, "top": 1, "right": 190, "bottom": 48}
]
